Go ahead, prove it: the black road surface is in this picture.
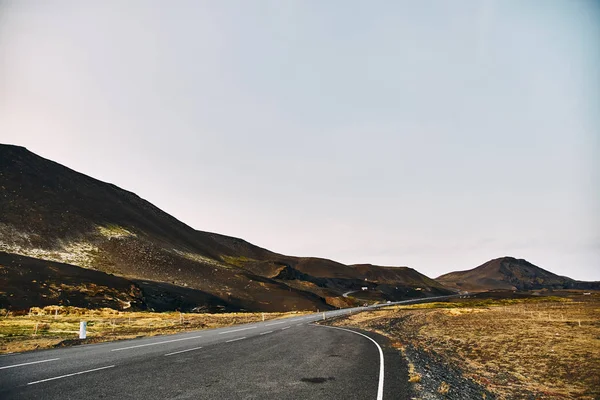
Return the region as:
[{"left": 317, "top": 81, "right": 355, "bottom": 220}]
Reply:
[{"left": 0, "top": 299, "right": 452, "bottom": 399}]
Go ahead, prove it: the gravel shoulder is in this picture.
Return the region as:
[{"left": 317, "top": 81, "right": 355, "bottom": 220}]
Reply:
[{"left": 323, "top": 294, "right": 600, "bottom": 399}]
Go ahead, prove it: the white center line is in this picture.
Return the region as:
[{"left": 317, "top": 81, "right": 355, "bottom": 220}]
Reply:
[
  {"left": 27, "top": 365, "right": 115, "bottom": 385},
  {"left": 225, "top": 337, "right": 246, "bottom": 343},
  {"left": 0, "top": 358, "right": 60, "bottom": 370},
  {"left": 281, "top": 326, "right": 290, "bottom": 330},
  {"left": 264, "top": 321, "right": 286, "bottom": 326},
  {"left": 111, "top": 335, "right": 202, "bottom": 351},
  {"left": 164, "top": 346, "right": 203, "bottom": 356},
  {"left": 218, "top": 326, "right": 257, "bottom": 335},
  {"left": 259, "top": 331, "right": 273, "bottom": 335}
]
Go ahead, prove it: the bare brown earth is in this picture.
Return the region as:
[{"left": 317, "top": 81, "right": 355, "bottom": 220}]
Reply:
[
  {"left": 0, "top": 305, "right": 307, "bottom": 354},
  {"left": 326, "top": 292, "right": 600, "bottom": 399}
]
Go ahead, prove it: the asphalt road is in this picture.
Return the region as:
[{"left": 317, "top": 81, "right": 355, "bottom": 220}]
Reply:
[{"left": 0, "top": 298, "right": 453, "bottom": 399}]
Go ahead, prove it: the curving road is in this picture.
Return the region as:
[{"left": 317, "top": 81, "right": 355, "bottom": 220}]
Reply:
[{"left": 0, "top": 298, "right": 453, "bottom": 399}]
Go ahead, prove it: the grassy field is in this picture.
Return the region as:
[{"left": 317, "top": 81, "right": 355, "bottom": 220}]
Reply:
[
  {"left": 328, "top": 293, "right": 600, "bottom": 399},
  {"left": 0, "top": 306, "right": 308, "bottom": 354}
]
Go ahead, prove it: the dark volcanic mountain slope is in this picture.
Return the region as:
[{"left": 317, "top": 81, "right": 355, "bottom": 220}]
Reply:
[
  {"left": 352, "top": 264, "right": 448, "bottom": 289},
  {"left": 0, "top": 144, "right": 275, "bottom": 260},
  {"left": 0, "top": 144, "right": 451, "bottom": 311},
  {"left": 436, "top": 257, "right": 600, "bottom": 292},
  {"left": 0, "top": 252, "right": 239, "bottom": 312},
  {"left": 234, "top": 257, "right": 454, "bottom": 302},
  {"left": 349, "top": 264, "right": 451, "bottom": 300}
]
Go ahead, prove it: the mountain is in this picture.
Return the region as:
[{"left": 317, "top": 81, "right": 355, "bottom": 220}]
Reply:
[
  {"left": 0, "top": 144, "right": 452, "bottom": 312},
  {"left": 0, "top": 252, "right": 236, "bottom": 312},
  {"left": 436, "top": 256, "right": 600, "bottom": 292}
]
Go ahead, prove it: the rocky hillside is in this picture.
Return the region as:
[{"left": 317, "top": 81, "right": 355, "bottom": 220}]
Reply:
[
  {"left": 0, "top": 144, "right": 452, "bottom": 311},
  {"left": 436, "top": 256, "right": 600, "bottom": 292},
  {"left": 0, "top": 252, "right": 243, "bottom": 312}
]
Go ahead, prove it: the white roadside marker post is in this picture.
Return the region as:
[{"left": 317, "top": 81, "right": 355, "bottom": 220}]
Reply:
[
  {"left": 322, "top": 312, "right": 325, "bottom": 321},
  {"left": 262, "top": 313, "right": 265, "bottom": 322},
  {"left": 79, "top": 321, "right": 87, "bottom": 339}
]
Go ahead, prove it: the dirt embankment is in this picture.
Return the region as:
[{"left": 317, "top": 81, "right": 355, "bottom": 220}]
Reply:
[{"left": 325, "top": 294, "right": 600, "bottom": 399}]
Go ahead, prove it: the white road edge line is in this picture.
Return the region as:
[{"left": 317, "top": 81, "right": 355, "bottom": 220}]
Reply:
[
  {"left": 218, "top": 326, "right": 257, "bottom": 335},
  {"left": 164, "top": 346, "right": 203, "bottom": 356},
  {"left": 111, "top": 335, "right": 202, "bottom": 351},
  {"left": 27, "top": 365, "right": 115, "bottom": 385},
  {"left": 0, "top": 358, "right": 60, "bottom": 370},
  {"left": 316, "top": 325, "right": 384, "bottom": 400},
  {"left": 225, "top": 337, "right": 246, "bottom": 343},
  {"left": 264, "top": 321, "right": 286, "bottom": 326},
  {"left": 281, "top": 326, "right": 290, "bottom": 330},
  {"left": 259, "top": 331, "right": 273, "bottom": 335}
]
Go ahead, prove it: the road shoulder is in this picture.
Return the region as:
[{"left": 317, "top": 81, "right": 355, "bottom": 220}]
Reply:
[{"left": 314, "top": 322, "right": 412, "bottom": 400}]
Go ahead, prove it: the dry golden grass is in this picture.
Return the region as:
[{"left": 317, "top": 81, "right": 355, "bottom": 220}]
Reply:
[
  {"left": 330, "top": 294, "right": 600, "bottom": 399},
  {"left": 0, "top": 306, "right": 308, "bottom": 354},
  {"left": 407, "top": 362, "right": 422, "bottom": 383},
  {"left": 438, "top": 381, "right": 450, "bottom": 395}
]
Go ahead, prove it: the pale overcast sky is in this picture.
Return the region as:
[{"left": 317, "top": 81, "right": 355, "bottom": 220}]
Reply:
[{"left": 1, "top": 1, "right": 598, "bottom": 280}]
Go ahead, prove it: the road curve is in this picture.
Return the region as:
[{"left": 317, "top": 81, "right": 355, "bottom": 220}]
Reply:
[{"left": 0, "top": 298, "right": 453, "bottom": 399}]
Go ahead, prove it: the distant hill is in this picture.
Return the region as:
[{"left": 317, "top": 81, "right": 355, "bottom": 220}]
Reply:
[
  {"left": 436, "top": 256, "right": 600, "bottom": 292},
  {"left": 0, "top": 144, "right": 451, "bottom": 311}
]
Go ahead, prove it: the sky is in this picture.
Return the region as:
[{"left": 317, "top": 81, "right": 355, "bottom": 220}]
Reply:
[{"left": 1, "top": 0, "right": 599, "bottom": 280}]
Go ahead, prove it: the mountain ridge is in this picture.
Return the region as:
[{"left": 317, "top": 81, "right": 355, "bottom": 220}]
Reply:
[
  {"left": 436, "top": 256, "right": 600, "bottom": 292},
  {"left": 0, "top": 144, "right": 452, "bottom": 311}
]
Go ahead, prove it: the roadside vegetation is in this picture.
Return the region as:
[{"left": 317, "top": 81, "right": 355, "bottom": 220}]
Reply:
[
  {"left": 328, "top": 292, "right": 600, "bottom": 399},
  {"left": 0, "top": 306, "right": 308, "bottom": 354}
]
